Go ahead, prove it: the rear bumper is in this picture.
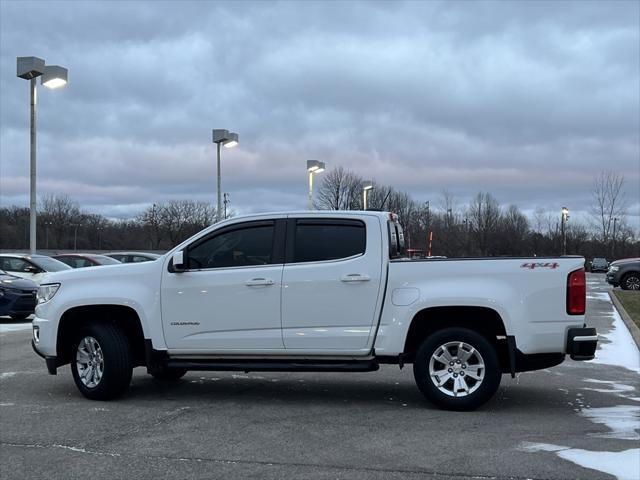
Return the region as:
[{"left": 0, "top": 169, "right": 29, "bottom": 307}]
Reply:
[{"left": 566, "top": 327, "right": 598, "bottom": 360}]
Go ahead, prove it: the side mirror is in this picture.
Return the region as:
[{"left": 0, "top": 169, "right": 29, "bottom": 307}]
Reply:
[
  {"left": 25, "top": 266, "right": 41, "bottom": 274},
  {"left": 172, "top": 250, "right": 186, "bottom": 272}
]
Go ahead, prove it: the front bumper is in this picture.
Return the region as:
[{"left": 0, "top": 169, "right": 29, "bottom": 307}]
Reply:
[
  {"left": 566, "top": 327, "right": 598, "bottom": 360},
  {"left": 606, "top": 274, "right": 619, "bottom": 286},
  {"left": 31, "top": 339, "right": 58, "bottom": 375}
]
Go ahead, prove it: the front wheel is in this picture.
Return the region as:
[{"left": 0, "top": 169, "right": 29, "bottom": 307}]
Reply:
[
  {"left": 413, "top": 328, "right": 501, "bottom": 411},
  {"left": 70, "top": 323, "right": 133, "bottom": 400},
  {"left": 621, "top": 273, "right": 640, "bottom": 291}
]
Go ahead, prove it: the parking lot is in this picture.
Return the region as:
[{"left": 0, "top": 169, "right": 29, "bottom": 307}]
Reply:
[{"left": 0, "top": 273, "right": 638, "bottom": 480}]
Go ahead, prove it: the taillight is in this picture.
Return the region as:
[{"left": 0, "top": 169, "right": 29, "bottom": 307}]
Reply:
[{"left": 567, "top": 268, "right": 586, "bottom": 315}]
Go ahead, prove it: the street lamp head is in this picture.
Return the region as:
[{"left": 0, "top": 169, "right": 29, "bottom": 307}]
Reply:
[
  {"left": 363, "top": 181, "right": 373, "bottom": 191},
  {"left": 223, "top": 132, "right": 239, "bottom": 148},
  {"left": 41, "top": 65, "right": 68, "bottom": 89},
  {"left": 17, "top": 56, "right": 45, "bottom": 79},
  {"left": 561, "top": 207, "right": 569, "bottom": 215},
  {"left": 212, "top": 129, "right": 239, "bottom": 146},
  {"left": 307, "top": 160, "right": 325, "bottom": 173}
]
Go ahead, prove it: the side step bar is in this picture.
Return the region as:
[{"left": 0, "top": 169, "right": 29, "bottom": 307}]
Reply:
[{"left": 166, "top": 359, "right": 380, "bottom": 373}]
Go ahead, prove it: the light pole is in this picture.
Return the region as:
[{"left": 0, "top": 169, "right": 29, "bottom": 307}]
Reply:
[
  {"left": 212, "top": 129, "right": 239, "bottom": 222},
  {"left": 17, "top": 57, "right": 68, "bottom": 255},
  {"left": 72, "top": 224, "right": 80, "bottom": 251},
  {"left": 362, "top": 181, "right": 373, "bottom": 210},
  {"left": 561, "top": 207, "right": 569, "bottom": 255},
  {"left": 612, "top": 217, "right": 618, "bottom": 257},
  {"left": 44, "top": 221, "right": 53, "bottom": 250},
  {"left": 306, "top": 160, "right": 325, "bottom": 210}
]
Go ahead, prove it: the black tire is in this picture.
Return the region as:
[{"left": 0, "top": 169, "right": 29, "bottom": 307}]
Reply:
[
  {"left": 620, "top": 272, "right": 640, "bottom": 291},
  {"left": 413, "top": 327, "right": 501, "bottom": 411},
  {"left": 70, "top": 323, "right": 133, "bottom": 400},
  {"left": 149, "top": 365, "right": 187, "bottom": 381},
  {"left": 9, "top": 313, "right": 30, "bottom": 321}
]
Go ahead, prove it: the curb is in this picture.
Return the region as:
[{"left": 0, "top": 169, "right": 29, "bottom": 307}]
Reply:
[{"left": 609, "top": 291, "right": 640, "bottom": 350}]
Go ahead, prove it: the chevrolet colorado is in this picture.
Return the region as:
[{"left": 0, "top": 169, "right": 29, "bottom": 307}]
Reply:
[{"left": 32, "top": 211, "right": 597, "bottom": 410}]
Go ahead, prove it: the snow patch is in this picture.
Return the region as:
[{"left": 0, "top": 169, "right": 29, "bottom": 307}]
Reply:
[
  {"left": 0, "top": 372, "right": 16, "bottom": 379},
  {"left": 521, "top": 442, "right": 640, "bottom": 480},
  {"left": 580, "top": 405, "right": 640, "bottom": 440},
  {"left": 589, "top": 300, "right": 640, "bottom": 373},
  {"left": 582, "top": 379, "right": 637, "bottom": 399},
  {"left": 586, "top": 292, "right": 611, "bottom": 300},
  {"left": 0, "top": 322, "right": 33, "bottom": 333}
]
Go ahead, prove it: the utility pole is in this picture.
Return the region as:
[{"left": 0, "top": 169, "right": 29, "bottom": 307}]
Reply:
[
  {"left": 223, "top": 193, "right": 230, "bottom": 220},
  {"left": 425, "top": 201, "right": 430, "bottom": 253}
]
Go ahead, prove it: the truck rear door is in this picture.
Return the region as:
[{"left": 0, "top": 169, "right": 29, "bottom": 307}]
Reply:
[{"left": 281, "top": 215, "right": 384, "bottom": 352}]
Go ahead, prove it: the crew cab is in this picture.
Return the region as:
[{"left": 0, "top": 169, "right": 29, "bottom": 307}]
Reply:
[{"left": 31, "top": 211, "right": 597, "bottom": 410}]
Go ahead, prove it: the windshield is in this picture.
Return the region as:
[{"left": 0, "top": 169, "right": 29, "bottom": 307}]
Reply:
[{"left": 31, "top": 256, "right": 72, "bottom": 272}]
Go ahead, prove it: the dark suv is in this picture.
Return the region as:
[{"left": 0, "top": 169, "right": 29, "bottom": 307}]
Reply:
[
  {"left": 606, "top": 258, "right": 640, "bottom": 290},
  {"left": 0, "top": 270, "right": 38, "bottom": 320}
]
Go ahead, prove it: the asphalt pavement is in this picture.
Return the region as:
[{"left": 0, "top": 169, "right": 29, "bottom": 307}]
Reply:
[{"left": 1, "top": 273, "right": 638, "bottom": 480}]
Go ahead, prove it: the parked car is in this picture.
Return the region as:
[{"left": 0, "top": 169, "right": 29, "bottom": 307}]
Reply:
[
  {"left": 0, "top": 254, "right": 71, "bottom": 285},
  {"left": 589, "top": 257, "right": 609, "bottom": 272},
  {"left": 52, "top": 254, "right": 122, "bottom": 269},
  {"left": 32, "top": 211, "right": 596, "bottom": 410},
  {"left": 105, "top": 252, "right": 161, "bottom": 263},
  {"left": 606, "top": 258, "right": 640, "bottom": 290},
  {"left": 0, "top": 270, "right": 38, "bottom": 320}
]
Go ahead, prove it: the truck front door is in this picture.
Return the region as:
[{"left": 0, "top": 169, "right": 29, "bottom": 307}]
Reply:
[{"left": 161, "top": 219, "right": 286, "bottom": 352}]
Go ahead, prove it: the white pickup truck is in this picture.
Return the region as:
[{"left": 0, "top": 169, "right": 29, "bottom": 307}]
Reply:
[{"left": 32, "top": 211, "right": 597, "bottom": 410}]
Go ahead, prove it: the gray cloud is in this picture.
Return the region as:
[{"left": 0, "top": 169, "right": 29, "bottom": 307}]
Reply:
[{"left": 1, "top": 0, "right": 638, "bottom": 228}]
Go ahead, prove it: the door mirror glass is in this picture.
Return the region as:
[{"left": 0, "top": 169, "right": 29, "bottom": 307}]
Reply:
[
  {"left": 24, "top": 265, "right": 41, "bottom": 274},
  {"left": 172, "top": 250, "right": 185, "bottom": 272}
]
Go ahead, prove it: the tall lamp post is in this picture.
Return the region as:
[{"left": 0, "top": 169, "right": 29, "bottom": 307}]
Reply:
[
  {"left": 17, "top": 56, "right": 68, "bottom": 254},
  {"left": 561, "top": 207, "right": 569, "bottom": 255},
  {"left": 612, "top": 217, "right": 618, "bottom": 257},
  {"left": 306, "top": 160, "right": 325, "bottom": 210},
  {"left": 362, "top": 181, "right": 373, "bottom": 210},
  {"left": 212, "top": 129, "right": 239, "bottom": 222}
]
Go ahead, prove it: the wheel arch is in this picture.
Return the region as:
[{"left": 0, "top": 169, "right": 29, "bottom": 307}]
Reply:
[
  {"left": 403, "top": 306, "right": 508, "bottom": 364},
  {"left": 56, "top": 304, "right": 147, "bottom": 368}
]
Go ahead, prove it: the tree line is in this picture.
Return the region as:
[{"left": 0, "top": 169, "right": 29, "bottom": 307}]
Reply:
[
  {"left": 314, "top": 168, "right": 637, "bottom": 259},
  {"left": 0, "top": 170, "right": 637, "bottom": 260},
  {"left": 0, "top": 195, "right": 219, "bottom": 251}
]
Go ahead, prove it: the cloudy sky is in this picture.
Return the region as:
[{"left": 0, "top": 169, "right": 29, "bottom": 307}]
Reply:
[{"left": 1, "top": 0, "right": 638, "bottom": 226}]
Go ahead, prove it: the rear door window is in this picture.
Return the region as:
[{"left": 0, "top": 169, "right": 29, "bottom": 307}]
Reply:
[{"left": 291, "top": 219, "right": 366, "bottom": 263}]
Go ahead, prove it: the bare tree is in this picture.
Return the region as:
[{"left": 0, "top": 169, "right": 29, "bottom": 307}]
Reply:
[
  {"left": 591, "top": 170, "right": 627, "bottom": 244},
  {"left": 39, "top": 194, "right": 81, "bottom": 249},
  {"left": 468, "top": 192, "right": 502, "bottom": 256},
  {"left": 316, "top": 167, "right": 362, "bottom": 210}
]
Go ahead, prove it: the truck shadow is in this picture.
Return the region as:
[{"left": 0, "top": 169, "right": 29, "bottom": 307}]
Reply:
[{"left": 119, "top": 371, "right": 580, "bottom": 412}]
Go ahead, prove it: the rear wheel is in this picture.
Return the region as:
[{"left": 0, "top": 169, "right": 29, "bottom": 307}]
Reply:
[
  {"left": 621, "top": 273, "right": 640, "bottom": 291},
  {"left": 413, "top": 328, "right": 501, "bottom": 411},
  {"left": 70, "top": 323, "right": 133, "bottom": 400}
]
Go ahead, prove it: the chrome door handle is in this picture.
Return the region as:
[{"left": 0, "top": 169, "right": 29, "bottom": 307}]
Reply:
[
  {"left": 340, "top": 274, "right": 371, "bottom": 282},
  {"left": 245, "top": 278, "right": 275, "bottom": 286}
]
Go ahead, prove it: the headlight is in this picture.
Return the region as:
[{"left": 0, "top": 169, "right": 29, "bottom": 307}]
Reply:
[
  {"left": 37, "top": 283, "right": 60, "bottom": 304},
  {"left": 609, "top": 266, "right": 619, "bottom": 273}
]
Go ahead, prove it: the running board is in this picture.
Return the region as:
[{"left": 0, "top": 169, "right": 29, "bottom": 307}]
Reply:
[{"left": 166, "top": 359, "right": 380, "bottom": 373}]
